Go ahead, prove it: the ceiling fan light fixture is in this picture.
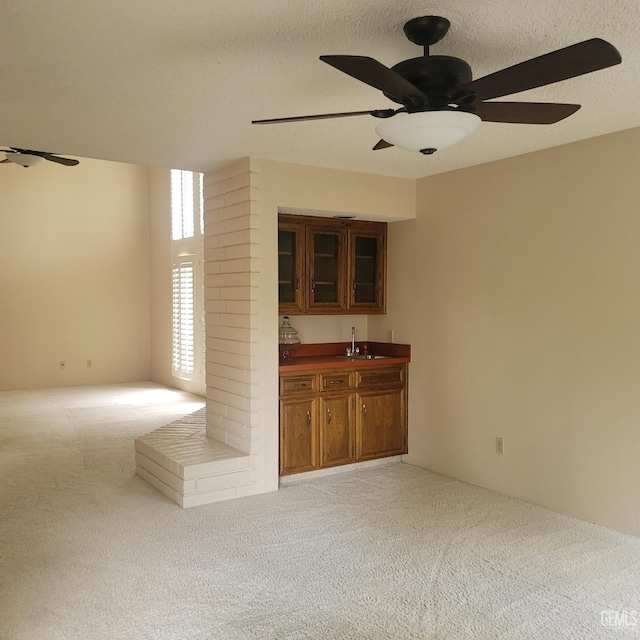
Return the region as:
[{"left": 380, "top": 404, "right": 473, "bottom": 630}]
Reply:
[
  {"left": 374, "top": 110, "right": 481, "bottom": 153},
  {"left": 6, "top": 152, "right": 46, "bottom": 168}
]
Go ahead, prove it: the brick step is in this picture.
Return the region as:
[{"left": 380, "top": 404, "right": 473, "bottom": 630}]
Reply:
[{"left": 135, "top": 408, "right": 254, "bottom": 508}]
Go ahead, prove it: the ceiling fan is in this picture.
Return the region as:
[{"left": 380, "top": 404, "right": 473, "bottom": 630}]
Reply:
[
  {"left": 253, "top": 16, "right": 622, "bottom": 154},
  {"left": 1, "top": 147, "right": 79, "bottom": 168}
]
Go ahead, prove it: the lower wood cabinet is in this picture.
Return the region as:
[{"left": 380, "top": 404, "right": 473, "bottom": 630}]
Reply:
[
  {"left": 319, "top": 392, "right": 354, "bottom": 468},
  {"left": 356, "top": 388, "right": 406, "bottom": 461},
  {"left": 279, "top": 364, "right": 407, "bottom": 476},
  {"left": 279, "top": 395, "right": 317, "bottom": 475},
  {"left": 355, "top": 364, "right": 407, "bottom": 461}
]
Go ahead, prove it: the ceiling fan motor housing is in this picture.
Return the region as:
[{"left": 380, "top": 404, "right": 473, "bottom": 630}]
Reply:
[{"left": 385, "top": 56, "right": 473, "bottom": 107}]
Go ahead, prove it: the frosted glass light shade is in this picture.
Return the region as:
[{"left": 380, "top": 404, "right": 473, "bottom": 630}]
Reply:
[
  {"left": 7, "top": 152, "right": 45, "bottom": 167},
  {"left": 375, "top": 110, "right": 481, "bottom": 153}
]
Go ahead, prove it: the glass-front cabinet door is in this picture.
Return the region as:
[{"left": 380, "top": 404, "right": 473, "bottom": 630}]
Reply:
[
  {"left": 348, "top": 226, "right": 386, "bottom": 313},
  {"left": 306, "top": 225, "right": 347, "bottom": 312},
  {"left": 278, "top": 221, "right": 305, "bottom": 314}
]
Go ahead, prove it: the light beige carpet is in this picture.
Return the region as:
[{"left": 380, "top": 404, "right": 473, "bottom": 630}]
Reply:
[{"left": 1, "top": 384, "right": 639, "bottom": 639}]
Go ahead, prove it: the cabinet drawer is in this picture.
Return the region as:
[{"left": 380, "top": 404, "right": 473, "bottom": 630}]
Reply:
[
  {"left": 319, "top": 372, "right": 353, "bottom": 392},
  {"left": 356, "top": 365, "right": 405, "bottom": 390},
  {"left": 280, "top": 375, "right": 316, "bottom": 395}
]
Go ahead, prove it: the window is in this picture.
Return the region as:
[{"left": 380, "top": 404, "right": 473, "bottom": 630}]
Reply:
[
  {"left": 172, "top": 260, "right": 195, "bottom": 376},
  {"left": 171, "top": 170, "right": 205, "bottom": 382},
  {"left": 171, "top": 170, "right": 194, "bottom": 240}
]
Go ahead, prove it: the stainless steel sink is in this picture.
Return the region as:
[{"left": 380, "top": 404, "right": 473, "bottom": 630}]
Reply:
[{"left": 336, "top": 354, "right": 390, "bottom": 360}]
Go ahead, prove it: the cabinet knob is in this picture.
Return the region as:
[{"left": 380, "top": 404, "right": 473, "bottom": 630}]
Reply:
[
  {"left": 306, "top": 411, "right": 311, "bottom": 426},
  {"left": 363, "top": 403, "right": 367, "bottom": 418},
  {"left": 327, "top": 408, "right": 332, "bottom": 424}
]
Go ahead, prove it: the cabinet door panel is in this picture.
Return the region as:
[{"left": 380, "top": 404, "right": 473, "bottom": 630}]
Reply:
[
  {"left": 280, "top": 397, "right": 317, "bottom": 475},
  {"left": 348, "top": 225, "right": 386, "bottom": 313},
  {"left": 278, "top": 222, "right": 305, "bottom": 314},
  {"left": 356, "top": 389, "right": 406, "bottom": 461},
  {"left": 307, "top": 226, "right": 347, "bottom": 312},
  {"left": 319, "top": 394, "right": 353, "bottom": 468}
]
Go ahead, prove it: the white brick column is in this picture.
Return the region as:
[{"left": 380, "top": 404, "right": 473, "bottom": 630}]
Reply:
[{"left": 203, "top": 158, "right": 264, "bottom": 494}]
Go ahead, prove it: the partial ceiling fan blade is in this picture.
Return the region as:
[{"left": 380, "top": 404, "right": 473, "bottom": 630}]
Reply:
[
  {"left": 252, "top": 109, "right": 395, "bottom": 125},
  {"left": 39, "top": 152, "right": 79, "bottom": 166},
  {"left": 372, "top": 139, "right": 393, "bottom": 150},
  {"left": 9, "top": 148, "right": 79, "bottom": 166},
  {"left": 456, "top": 39, "right": 621, "bottom": 102},
  {"left": 1, "top": 158, "right": 12, "bottom": 163},
  {"left": 474, "top": 101, "right": 581, "bottom": 124},
  {"left": 320, "top": 55, "right": 428, "bottom": 105}
]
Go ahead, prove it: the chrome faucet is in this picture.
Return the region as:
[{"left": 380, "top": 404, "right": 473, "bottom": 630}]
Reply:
[{"left": 346, "top": 326, "right": 360, "bottom": 357}]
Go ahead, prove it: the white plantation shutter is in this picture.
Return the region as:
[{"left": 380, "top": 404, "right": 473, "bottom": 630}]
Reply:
[
  {"left": 172, "top": 260, "right": 195, "bottom": 376},
  {"left": 199, "top": 253, "right": 206, "bottom": 372},
  {"left": 170, "top": 169, "right": 205, "bottom": 384}
]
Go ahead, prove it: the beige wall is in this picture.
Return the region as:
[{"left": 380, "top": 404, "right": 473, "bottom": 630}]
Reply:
[
  {"left": 288, "top": 315, "right": 368, "bottom": 344},
  {"left": 263, "top": 159, "right": 416, "bottom": 222},
  {"left": 370, "top": 127, "right": 640, "bottom": 537},
  {"left": 0, "top": 158, "right": 151, "bottom": 390},
  {"left": 148, "top": 167, "right": 172, "bottom": 388}
]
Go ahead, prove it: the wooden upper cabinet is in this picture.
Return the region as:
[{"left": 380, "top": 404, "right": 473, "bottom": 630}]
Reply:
[
  {"left": 306, "top": 224, "right": 347, "bottom": 313},
  {"left": 278, "top": 214, "right": 387, "bottom": 315},
  {"left": 348, "top": 224, "right": 386, "bottom": 313},
  {"left": 278, "top": 220, "right": 305, "bottom": 314}
]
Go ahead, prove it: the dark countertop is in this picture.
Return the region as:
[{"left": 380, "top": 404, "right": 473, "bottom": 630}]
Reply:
[{"left": 279, "top": 341, "right": 411, "bottom": 373}]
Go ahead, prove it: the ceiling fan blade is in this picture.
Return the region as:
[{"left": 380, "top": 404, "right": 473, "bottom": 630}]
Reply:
[
  {"left": 456, "top": 39, "right": 621, "bottom": 102},
  {"left": 320, "top": 55, "right": 428, "bottom": 105},
  {"left": 474, "top": 101, "right": 581, "bottom": 124},
  {"left": 252, "top": 109, "right": 394, "bottom": 124},
  {"left": 372, "top": 139, "right": 393, "bottom": 150},
  {"left": 39, "top": 152, "right": 79, "bottom": 166}
]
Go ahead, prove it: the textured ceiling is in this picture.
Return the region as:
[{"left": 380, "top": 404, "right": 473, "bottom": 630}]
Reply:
[{"left": 1, "top": 0, "right": 638, "bottom": 178}]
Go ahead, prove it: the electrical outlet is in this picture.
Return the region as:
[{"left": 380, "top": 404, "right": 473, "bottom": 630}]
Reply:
[
  {"left": 59, "top": 361, "right": 66, "bottom": 370},
  {"left": 495, "top": 437, "right": 504, "bottom": 455},
  {"left": 387, "top": 329, "right": 394, "bottom": 343}
]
